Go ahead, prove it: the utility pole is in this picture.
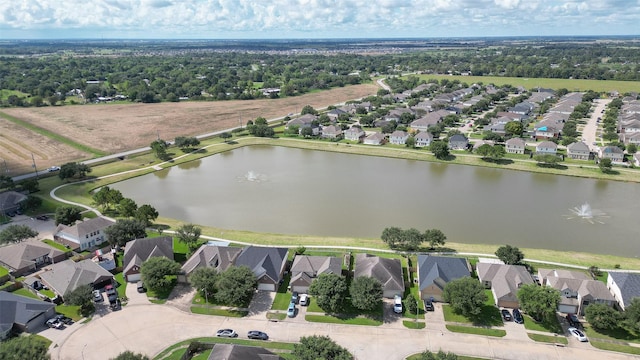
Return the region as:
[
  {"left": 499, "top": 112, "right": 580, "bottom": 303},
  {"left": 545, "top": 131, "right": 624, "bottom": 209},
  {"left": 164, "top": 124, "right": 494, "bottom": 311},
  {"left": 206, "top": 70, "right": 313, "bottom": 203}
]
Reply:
[
  {"left": 1, "top": 159, "right": 8, "bottom": 174},
  {"left": 31, "top": 153, "right": 39, "bottom": 179}
]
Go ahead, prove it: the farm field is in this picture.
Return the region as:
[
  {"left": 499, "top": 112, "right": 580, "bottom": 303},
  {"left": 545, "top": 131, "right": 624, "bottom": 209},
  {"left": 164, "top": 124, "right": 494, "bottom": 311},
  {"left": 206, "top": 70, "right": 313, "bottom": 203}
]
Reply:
[
  {"left": 0, "top": 83, "right": 377, "bottom": 175},
  {"left": 418, "top": 74, "right": 640, "bottom": 93}
]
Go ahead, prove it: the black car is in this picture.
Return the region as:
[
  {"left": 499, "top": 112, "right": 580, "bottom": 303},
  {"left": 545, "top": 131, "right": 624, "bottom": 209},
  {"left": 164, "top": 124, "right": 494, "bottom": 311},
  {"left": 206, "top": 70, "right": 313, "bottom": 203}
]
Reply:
[
  {"left": 424, "top": 300, "right": 434, "bottom": 312},
  {"left": 501, "top": 309, "right": 512, "bottom": 321},
  {"left": 566, "top": 313, "right": 580, "bottom": 327},
  {"left": 54, "top": 314, "right": 73, "bottom": 325},
  {"left": 291, "top": 291, "right": 299, "bottom": 304},
  {"left": 512, "top": 309, "right": 524, "bottom": 324},
  {"left": 247, "top": 331, "right": 269, "bottom": 340}
]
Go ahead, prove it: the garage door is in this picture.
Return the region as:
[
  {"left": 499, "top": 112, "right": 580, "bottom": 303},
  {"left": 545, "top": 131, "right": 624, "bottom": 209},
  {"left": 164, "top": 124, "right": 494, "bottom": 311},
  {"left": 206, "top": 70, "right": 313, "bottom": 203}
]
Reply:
[
  {"left": 127, "top": 273, "right": 141, "bottom": 283},
  {"left": 257, "top": 283, "right": 275, "bottom": 291},
  {"left": 558, "top": 304, "right": 577, "bottom": 314}
]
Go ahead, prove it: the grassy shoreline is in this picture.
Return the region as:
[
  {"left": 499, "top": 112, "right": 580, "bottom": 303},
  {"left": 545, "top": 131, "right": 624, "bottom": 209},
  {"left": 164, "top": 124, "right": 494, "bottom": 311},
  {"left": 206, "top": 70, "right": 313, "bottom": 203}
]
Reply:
[{"left": 45, "top": 136, "right": 640, "bottom": 270}]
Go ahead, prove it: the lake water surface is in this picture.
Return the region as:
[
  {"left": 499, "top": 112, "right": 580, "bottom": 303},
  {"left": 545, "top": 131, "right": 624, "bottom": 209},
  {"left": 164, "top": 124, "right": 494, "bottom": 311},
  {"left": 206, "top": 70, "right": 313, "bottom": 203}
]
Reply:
[{"left": 112, "top": 145, "right": 640, "bottom": 257}]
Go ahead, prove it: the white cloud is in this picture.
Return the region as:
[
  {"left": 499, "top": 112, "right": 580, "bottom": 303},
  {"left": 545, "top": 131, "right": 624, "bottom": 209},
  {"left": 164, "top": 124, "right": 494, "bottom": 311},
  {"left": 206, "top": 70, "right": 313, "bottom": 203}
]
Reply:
[{"left": 0, "top": 0, "right": 638, "bottom": 38}]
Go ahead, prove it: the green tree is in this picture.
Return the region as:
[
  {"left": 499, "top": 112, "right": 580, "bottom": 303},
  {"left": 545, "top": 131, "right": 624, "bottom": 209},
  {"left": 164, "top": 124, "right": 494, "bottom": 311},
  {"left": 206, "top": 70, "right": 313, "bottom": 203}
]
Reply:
[
  {"left": 490, "top": 145, "right": 506, "bottom": 160},
  {"left": 300, "top": 105, "right": 318, "bottom": 115},
  {"left": 430, "top": 141, "right": 450, "bottom": 160},
  {"left": 188, "top": 267, "right": 218, "bottom": 301},
  {"left": 475, "top": 144, "right": 492, "bottom": 157},
  {"left": 214, "top": 266, "right": 257, "bottom": 306},
  {"left": 517, "top": 284, "right": 560, "bottom": 322},
  {"left": 174, "top": 136, "right": 200, "bottom": 151},
  {"left": 350, "top": 276, "right": 383, "bottom": 311},
  {"left": 20, "top": 178, "right": 40, "bottom": 193},
  {"left": 534, "top": 154, "right": 560, "bottom": 166},
  {"left": 599, "top": 158, "right": 613, "bottom": 173},
  {"left": 495, "top": 245, "right": 524, "bottom": 265},
  {"left": 424, "top": 229, "right": 447, "bottom": 249},
  {"left": 104, "top": 219, "right": 147, "bottom": 247},
  {"left": 140, "top": 257, "right": 181, "bottom": 293},
  {"left": 0, "top": 175, "right": 14, "bottom": 190},
  {"left": 505, "top": 121, "right": 524, "bottom": 137},
  {"left": 175, "top": 223, "right": 201, "bottom": 253},
  {"left": 21, "top": 195, "right": 42, "bottom": 211},
  {"left": 54, "top": 206, "right": 82, "bottom": 226},
  {"left": 0, "top": 224, "right": 39, "bottom": 244},
  {"left": 402, "top": 228, "right": 425, "bottom": 251},
  {"left": 135, "top": 204, "right": 159, "bottom": 226},
  {"left": 150, "top": 139, "right": 169, "bottom": 160},
  {"left": 405, "top": 293, "right": 418, "bottom": 315},
  {"left": 624, "top": 298, "right": 640, "bottom": 333},
  {"left": 292, "top": 335, "right": 353, "bottom": 360},
  {"left": 220, "top": 132, "right": 232, "bottom": 142},
  {"left": 442, "top": 277, "right": 487, "bottom": 318},
  {"left": 381, "top": 227, "right": 403, "bottom": 249},
  {"left": 118, "top": 198, "right": 138, "bottom": 218},
  {"left": 110, "top": 351, "right": 150, "bottom": 360},
  {"left": 0, "top": 335, "right": 50, "bottom": 360},
  {"left": 300, "top": 126, "right": 314, "bottom": 138},
  {"left": 406, "top": 135, "right": 416, "bottom": 148},
  {"left": 64, "top": 284, "right": 95, "bottom": 316},
  {"left": 627, "top": 143, "right": 637, "bottom": 154},
  {"left": 308, "top": 273, "right": 348, "bottom": 314},
  {"left": 584, "top": 303, "right": 622, "bottom": 331}
]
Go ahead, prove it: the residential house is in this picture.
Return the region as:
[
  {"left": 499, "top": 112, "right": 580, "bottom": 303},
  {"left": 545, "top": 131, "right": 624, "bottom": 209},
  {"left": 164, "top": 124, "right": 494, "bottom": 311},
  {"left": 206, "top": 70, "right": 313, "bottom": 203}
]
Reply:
[
  {"left": 289, "top": 255, "right": 342, "bottom": 293},
  {"left": 0, "top": 292, "right": 56, "bottom": 340},
  {"left": 599, "top": 146, "right": 624, "bottom": 162},
  {"left": 476, "top": 263, "right": 534, "bottom": 308},
  {"left": 634, "top": 153, "right": 640, "bottom": 167},
  {"left": 534, "top": 125, "right": 559, "bottom": 140},
  {"left": 286, "top": 114, "right": 319, "bottom": 136},
  {"left": 566, "top": 142, "right": 591, "bottom": 160},
  {"left": 354, "top": 253, "right": 404, "bottom": 298},
  {"left": 53, "top": 217, "right": 115, "bottom": 251},
  {"left": 384, "top": 108, "right": 415, "bottom": 122},
  {"left": 473, "top": 140, "right": 494, "bottom": 151},
  {"left": 508, "top": 102, "right": 535, "bottom": 115},
  {"left": 0, "top": 191, "right": 27, "bottom": 214},
  {"left": 410, "top": 110, "right": 449, "bottom": 131},
  {"left": 417, "top": 255, "right": 471, "bottom": 302},
  {"left": 622, "top": 132, "right": 640, "bottom": 146},
  {"left": 496, "top": 112, "right": 527, "bottom": 122},
  {"left": 234, "top": 246, "right": 288, "bottom": 291},
  {"left": 122, "top": 236, "right": 174, "bottom": 282},
  {"left": 344, "top": 126, "right": 365, "bottom": 142},
  {"left": 320, "top": 125, "right": 343, "bottom": 140},
  {"left": 208, "top": 344, "right": 283, "bottom": 360},
  {"left": 448, "top": 134, "right": 469, "bottom": 150},
  {"left": 505, "top": 138, "right": 526, "bottom": 154},
  {"left": 540, "top": 268, "right": 616, "bottom": 315},
  {"left": 0, "top": 242, "right": 67, "bottom": 277},
  {"left": 389, "top": 130, "right": 409, "bottom": 145},
  {"left": 607, "top": 272, "right": 640, "bottom": 311},
  {"left": 363, "top": 132, "right": 386, "bottom": 146},
  {"left": 535, "top": 141, "right": 558, "bottom": 155},
  {"left": 38, "top": 259, "right": 114, "bottom": 298},
  {"left": 326, "top": 108, "right": 347, "bottom": 122},
  {"left": 488, "top": 116, "right": 511, "bottom": 135},
  {"left": 414, "top": 131, "right": 434, "bottom": 148},
  {"left": 181, "top": 244, "right": 242, "bottom": 277}
]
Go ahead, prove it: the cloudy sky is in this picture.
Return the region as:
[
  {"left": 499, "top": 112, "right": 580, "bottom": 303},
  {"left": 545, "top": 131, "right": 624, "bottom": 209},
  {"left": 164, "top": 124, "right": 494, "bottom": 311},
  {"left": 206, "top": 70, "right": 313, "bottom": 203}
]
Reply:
[{"left": 1, "top": 0, "right": 638, "bottom": 39}]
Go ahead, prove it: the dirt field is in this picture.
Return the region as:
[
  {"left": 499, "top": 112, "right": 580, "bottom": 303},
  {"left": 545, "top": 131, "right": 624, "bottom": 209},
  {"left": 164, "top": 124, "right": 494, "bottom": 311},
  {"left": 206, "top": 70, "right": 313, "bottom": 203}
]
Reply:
[{"left": 1, "top": 84, "right": 377, "bottom": 175}]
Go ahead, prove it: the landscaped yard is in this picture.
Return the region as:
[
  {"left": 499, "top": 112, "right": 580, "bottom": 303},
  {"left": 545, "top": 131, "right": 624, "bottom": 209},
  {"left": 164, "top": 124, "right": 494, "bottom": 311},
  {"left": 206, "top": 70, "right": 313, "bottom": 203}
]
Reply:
[
  {"left": 305, "top": 314, "right": 382, "bottom": 326},
  {"left": 583, "top": 324, "right": 640, "bottom": 344},
  {"left": 55, "top": 305, "right": 82, "bottom": 321},
  {"left": 147, "top": 276, "right": 177, "bottom": 304},
  {"left": 190, "top": 307, "right": 248, "bottom": 317},
  {"left": 442, "top": 290, "right": 502, "bottom": 327},
  {"left": 445, "top": 324, "right": 506, "bottom": 337},
  {"left": 590, "top": 341, "right": 640, "bottom": 355},
  {"left": 12, "top": 288, "right": 39, "bottom": 299},
  {"left": 403, "top": 320, "right": 426, "bottom": 329},
  {"left": 523, "top": 314, "right": 562, "bottom": 334},
  {"left": 527, "top": 333, "right": 568, "bottom": 345},
  {"left": 0, "top": 265, "right": 10, "bottom": 277},
  {"left": 114, "top": 272, "right": 127, "bottom": 299},
  {"left": 152, "top": 336, "right": 296, "bottom": 360},
  {"left": 42, "top": 239, "right": 71, "bottom": 252}
]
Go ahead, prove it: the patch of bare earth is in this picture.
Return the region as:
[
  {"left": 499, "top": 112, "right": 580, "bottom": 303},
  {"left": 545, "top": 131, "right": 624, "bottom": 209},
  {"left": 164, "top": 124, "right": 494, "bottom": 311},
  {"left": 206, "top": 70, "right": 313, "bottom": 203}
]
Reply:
[
  {"left": 0, "top": 117, "right": 88, "bottom": 175},
  {"left": 2, "top": 84, "right": 378, "bottom": 160}
]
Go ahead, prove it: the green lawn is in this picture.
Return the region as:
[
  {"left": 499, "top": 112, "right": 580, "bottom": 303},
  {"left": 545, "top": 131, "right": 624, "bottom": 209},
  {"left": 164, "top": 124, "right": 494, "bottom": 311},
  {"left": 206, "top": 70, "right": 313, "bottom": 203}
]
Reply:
[
  {"left": 445, "top": 324, "right": 506, "bottom": 337},
  {"left": 272, "top": 291, "right": 293, "bottom": 311},
  {"left": 442, "top": 302, "right": 502, "bottom": 327},
  {"left": 305, "top": 314, "right": 382, "bottom": 326},
  {"left": 403, "top": 320, "right": 426, "bottom": 329},
  {"left": 39, "top": 289, "right": 56, "bottom": 298},
  {"left": 523, "top": 315, "right": 563, "bottom": 334},
  {"left": 590, "top": 341, "right": 640, "bottom": 355},
  {"left": 146, "top": 276, "right": 177, "bottom": 303},
  {"left": 266, "top": 312, "right": 287, "bottom": 321},
  {"left": 153, "top": 337, "right": 295, "bottom": 360},
  {"left": 0, "top": 265, "right": 8, "bottom": 277},
  {"left": 190, "top": 306, "right": 248, "bottom": 317},
  {"left": 42, "top": 239, "right": 71, "bottom": 252},
  {"left": 406, "top": 354, "right": 488, "bottom": 360},
  {"left": 527, "top": 333, "right": 568, "bottom": 345},
  {"left": 114, "top": 272, "right": 127, "bottom": 299},
  {"left": 55, "top": 305, "right": 82, "bottom": 321},
  {"left": 583, "top": 324, "right": 640, "bottom": 344},
  {"left": 12, "top": 288, "right": 39, "bottom": 299}
]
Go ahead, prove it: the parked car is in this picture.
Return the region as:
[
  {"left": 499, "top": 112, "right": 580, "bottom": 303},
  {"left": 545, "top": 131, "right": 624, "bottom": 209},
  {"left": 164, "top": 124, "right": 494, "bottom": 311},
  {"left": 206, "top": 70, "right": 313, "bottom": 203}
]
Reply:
[
  {"left": 512, "top": 309, "right": 524, "bottom": 324},
  {"left": 136, "top": 281, "right": 146, "bottom": 293},
  {"left": 93, "top": 290, "right": 103, "bottom": 302},
  {"left": 299, "top": 294, "right": 309, "bottom": 306},
  {"left": 53, "top": 314, "right": 73, "bottom": 325},
  {"left": 105, "top": 284, "right": 116, "bottom": 296},
  {"left": 566, "top": 313, "right": 580, "bottom": 327},
  {"left": 501, "top": 309, "right": 512, "bottom": 321},
  {"left": 291, "top": 291, "right": 299, "bottom": 304},
  {"left": 568, "top": 327, "right": 588, "bottom": 342},
  {"left": 247, "top": 330, "right": 269, "bottom": 340},
  {"left": 287, "top": 302, "right": 296, "bottom": 318},
  {"left": 47, "top": 166, "right": 61, "bottom": 172},
  {"left": 110, "top": 299, "right": 121, "bottom": 311},
  {"left": 46, "top": 318, "right": 63, "bottom": 329},
  {"left": 424, "top": 300, "right": 434, "bottom": 312},
  {"left": 393, "top": 295, "right": 403, "bottom": 314},
  {"left": 216, "top": 329, "right": 238, "bottom": 338},
  {"left": 36, "top": 215, "right": 48, "bottom": 220}
]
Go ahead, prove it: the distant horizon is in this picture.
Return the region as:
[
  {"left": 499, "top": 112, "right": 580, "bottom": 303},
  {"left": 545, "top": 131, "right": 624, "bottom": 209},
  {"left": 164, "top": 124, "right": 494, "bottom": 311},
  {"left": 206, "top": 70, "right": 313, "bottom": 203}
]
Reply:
[{"left": 2, "top": 1, "right": 638, "bottom": 40}]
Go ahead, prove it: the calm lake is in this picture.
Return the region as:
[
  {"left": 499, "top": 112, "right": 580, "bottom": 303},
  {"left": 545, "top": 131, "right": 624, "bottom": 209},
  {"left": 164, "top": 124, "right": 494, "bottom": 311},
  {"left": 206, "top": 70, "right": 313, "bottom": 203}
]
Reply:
[{"left": 112, "top": 145, "right": 640, "bottom": 257}]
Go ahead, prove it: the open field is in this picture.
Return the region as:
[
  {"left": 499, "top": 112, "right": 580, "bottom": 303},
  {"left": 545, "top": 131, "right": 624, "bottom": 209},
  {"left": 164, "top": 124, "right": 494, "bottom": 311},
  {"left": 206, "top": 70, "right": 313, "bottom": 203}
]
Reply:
[
  {"left": 1, "top": 83, "right": 377, "bottom": 175},
  {"left": 417, "top": 75, "right": 640, "bottom": 93}
]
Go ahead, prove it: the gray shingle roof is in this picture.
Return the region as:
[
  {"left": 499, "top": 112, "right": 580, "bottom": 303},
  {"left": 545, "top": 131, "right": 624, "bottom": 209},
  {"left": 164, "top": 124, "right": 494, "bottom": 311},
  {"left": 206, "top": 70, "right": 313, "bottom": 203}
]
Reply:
[
  {"left": 477, "top": 263, "right": 533, "bottom": 304},
  {"left": 417, "top": 255, "right": 470, "bottom": 292},
  {"left": 181, "top": 245, "right": 242, "bottom": 275},
  {"left": 290, "top": 255, "right": 342, "bottom": 287},
  {"left": 0, "top": 242, "right": 65, "bottom": 272},
  {"left": 609, "top": 272, "right": 640, "bottom": 308},
  {"left": 0, "top": 191, "right": 28, "bottom": 212},
  {"left": 0, "top": 292, "right": 55, "bottom": 334},
  {"left": 123, "top": 236, "right": 174, "bottom": 275},
  {"left": 38, "top": 259, "right": 114, "bottom": 296},
  {"left": 354, "top": 253, "right": 404, "bottom": 293},
  {"left": 54, "top": 216, "right": 115, "bottom": 240},
  {"left": 234, "top": 246, "right": 288, "bottom": 284}
]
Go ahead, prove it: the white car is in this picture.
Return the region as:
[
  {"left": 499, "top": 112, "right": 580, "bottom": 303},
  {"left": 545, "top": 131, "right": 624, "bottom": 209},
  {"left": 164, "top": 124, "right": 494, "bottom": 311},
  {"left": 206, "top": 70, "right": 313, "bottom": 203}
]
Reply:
[
  {"left": 216, "top": 329, "right": 238, "bottom": 338},
  {"left": 93, "top": 290, "right": 103, "bottom": 302},
  {"left": 568, "top": 327, "right": 588, "bottom": 342},
  {"left": 299, "top": 293, "right": 309, "bottom": 306},
  {"left": 393, "top": 295, "right": 403, "bottom": 314},
  {"left": 47, "top": 166, "right": 61, "bottom": 172}
]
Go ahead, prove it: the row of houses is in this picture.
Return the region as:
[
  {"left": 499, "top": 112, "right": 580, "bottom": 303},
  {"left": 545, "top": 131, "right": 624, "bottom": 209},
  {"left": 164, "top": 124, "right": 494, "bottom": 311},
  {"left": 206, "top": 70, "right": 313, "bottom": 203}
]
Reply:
[{"left": 619, "top": 100, "right": 640, "bottom": 146}]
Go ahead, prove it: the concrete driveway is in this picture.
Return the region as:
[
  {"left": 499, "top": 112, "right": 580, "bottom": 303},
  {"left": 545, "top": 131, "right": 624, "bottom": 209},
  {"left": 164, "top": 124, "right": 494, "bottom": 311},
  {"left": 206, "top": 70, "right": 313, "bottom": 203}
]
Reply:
[
  {"left": 582, "top": 98, "right": 611, "bottom": 152},
  {"left": 0, "top": 214, "right": 56, "bottom": 241},
  {"left": 48, "top": 302, "right": 640, "bottom": 360}
]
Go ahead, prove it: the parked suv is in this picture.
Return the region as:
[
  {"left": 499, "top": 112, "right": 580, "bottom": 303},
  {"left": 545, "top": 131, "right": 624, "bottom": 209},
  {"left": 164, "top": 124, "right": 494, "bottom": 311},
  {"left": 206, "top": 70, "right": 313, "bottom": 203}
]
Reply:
[
  {"left": 566, "top": 313, "right": 580, "bottom": 327},
  {"left": 393, "top": 295, "right": 403, "bottom": 314},
  {"left": 512, "top": 309, "right": 524, "bottom": 324}
]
